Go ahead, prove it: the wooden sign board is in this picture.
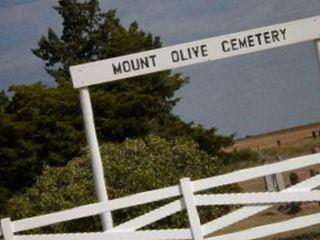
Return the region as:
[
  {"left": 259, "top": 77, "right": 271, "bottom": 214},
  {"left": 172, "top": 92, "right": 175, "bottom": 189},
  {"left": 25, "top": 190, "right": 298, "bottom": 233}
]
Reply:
[{"left": 70, "top": 16, "right": 320, "bottom": 89}]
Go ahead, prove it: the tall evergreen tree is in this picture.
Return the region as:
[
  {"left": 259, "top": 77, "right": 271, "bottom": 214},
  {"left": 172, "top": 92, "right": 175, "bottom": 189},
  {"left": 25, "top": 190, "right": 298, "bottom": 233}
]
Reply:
[{"left": 32, "top": 0, "right": 188, "bottom": 141}]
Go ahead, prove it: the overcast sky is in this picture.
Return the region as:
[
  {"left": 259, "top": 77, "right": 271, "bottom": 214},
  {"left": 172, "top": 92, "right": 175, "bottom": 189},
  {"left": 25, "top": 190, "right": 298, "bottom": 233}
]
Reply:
[{"left": 1, "top": 0, "right": 320, "bottom": 138}]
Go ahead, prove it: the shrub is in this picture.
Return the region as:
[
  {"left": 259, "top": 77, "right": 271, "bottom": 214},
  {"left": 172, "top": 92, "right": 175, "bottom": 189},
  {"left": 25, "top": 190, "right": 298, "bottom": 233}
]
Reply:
[
  {"left": 5, "top": 136, "right": 239, "bottom": 233},
  {"left": 226, "top": 148, "right": 262, "bottom": 169}
]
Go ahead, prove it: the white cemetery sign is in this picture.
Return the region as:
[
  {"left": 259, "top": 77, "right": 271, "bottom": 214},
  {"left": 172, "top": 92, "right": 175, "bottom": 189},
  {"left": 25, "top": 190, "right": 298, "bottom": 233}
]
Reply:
[
  {"left": 1, "top": 15, "right": 320, "bottom": 240},
  {"left": 70, "top": 16, "right": 320, "bottom": 88}
]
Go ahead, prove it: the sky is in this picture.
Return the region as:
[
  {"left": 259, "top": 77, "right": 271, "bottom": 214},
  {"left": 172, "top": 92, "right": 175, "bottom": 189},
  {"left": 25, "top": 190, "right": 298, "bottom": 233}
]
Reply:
[{"left": 1, "top": 0, "right": 320, "bottom": 138}]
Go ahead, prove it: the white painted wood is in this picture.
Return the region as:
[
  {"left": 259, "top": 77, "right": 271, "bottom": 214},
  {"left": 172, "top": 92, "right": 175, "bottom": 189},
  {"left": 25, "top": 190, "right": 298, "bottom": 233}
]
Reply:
[
  {"left": 0, "top": 219, "right": 14, "bottom": 240},
  {"left": 315, "top": 39, "right": 320, "bottom": 61},
  {"left": 113, "top": 199, "right": 184, "bottom": 231},
  {"left": 192, "top": 153, "right": 320, "bottom": 192},
  {"left": 206, "top": 212, "right": 320, "bottom": 240},
  {"left": 107, "top": 185, "right": 180, "bottom": 211},
  {"left": 70, "top": 16, "right": 320, "bottom": 88},
  {"left": 2, "top": 153, "right": 318, "bottom": 236},
  {"left": 107, "top": 153, "right": 320, "bottom": 211},
  {"left": 264, "top": 175, "right": 276, "bottom": 191},
  {"left": 15, "top": 229, "right": 192, "bottom": 240},
  {"left": 196, "top": 191, "right": 320, "bottom": 206},
  {"left": 275, "top": 173, "right": 285, "bottom": 191},
  {"left": 315, "top": 39, "right": 320, "bottom": 77},
  {"left": 201, "top": 174, "right": 320, "bottom": 236},
  {"left": 180, "top": 178, "right": 203, "bottom": 240},
  {"left": 13, "top": 202, "right": 107, "bottom": 233},
  {"left": 79, "top": 88, "right": 113, "bottom": 230},
  {"left": 202, "top": 207, "right": 267, "bottom": 237}
]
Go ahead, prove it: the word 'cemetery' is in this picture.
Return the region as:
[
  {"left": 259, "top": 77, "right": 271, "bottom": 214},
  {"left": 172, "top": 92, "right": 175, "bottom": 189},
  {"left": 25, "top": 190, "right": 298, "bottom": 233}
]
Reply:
[{"left": 221, "top": 28, "right": 287, "bottom": 52}]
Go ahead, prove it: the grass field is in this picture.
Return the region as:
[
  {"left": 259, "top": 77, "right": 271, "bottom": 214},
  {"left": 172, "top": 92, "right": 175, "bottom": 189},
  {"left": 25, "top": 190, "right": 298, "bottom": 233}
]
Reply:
[
  {"left": 221, "top": 122, "right": 320, "bottom": 240},
  {"left": 234, "top": 122, "right": 320, "bottom": 152}
]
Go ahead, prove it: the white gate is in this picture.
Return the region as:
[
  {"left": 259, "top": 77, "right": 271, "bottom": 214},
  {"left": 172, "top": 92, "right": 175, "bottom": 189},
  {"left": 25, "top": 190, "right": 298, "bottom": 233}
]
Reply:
[
  {"left": 1, "top": 154, "right": 320, "bottom": 240},
  {"left": 1, "top": 15, "right": 320, "bottom": 240}
]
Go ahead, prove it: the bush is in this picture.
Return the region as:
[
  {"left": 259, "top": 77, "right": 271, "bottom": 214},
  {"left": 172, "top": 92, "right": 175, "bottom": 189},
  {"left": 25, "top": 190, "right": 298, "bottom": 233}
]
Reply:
[
  {"left": 277, "top": 231, "right": 320, "bottom": 240},
  {"left": 226, "top": 148, "right": 262, "bottom": 169},
  {"left": 4, "top": 136, "right": 239, "bottom": 233}
]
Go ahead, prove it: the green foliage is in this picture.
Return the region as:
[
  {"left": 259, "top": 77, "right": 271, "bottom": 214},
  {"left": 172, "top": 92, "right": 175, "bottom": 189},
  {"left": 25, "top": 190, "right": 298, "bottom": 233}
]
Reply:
[
  {"left": 187, "top": 124, "right": 234, "bottom": 157},
  {"left": 0, "top": 83, "right": 83, "bottom": 192},
  {"left": 226, "top": 148, "right": 262, "bottom": 169},
  {"left": 32, "top": 0, "right": 188, "bottom": 142},
  {"left": 0, "top": 0, "right": 234, "bottom": 195},
  {"left": 0, "top": 0, "right": 186, "bottom": 193},
  {"left": 0, "top": 0, "right": 235, "bottom": 214},
  {"left": 150, "top": 116, "right": 234, "bottom": 157},
  {"left": 0, "top": 90, "right": 8, "bottom": 112},
  {"left": 5, "top": 136, "right": 239, "bottom": 233}
]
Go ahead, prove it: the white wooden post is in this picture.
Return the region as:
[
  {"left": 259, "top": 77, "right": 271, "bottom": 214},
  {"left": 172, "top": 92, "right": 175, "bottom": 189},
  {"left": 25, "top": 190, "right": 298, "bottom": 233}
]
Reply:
[
  {"left": 274, "top": 155, "right": 285, "bottom": 191},
  {"left": 316, "top": 39, "right": 320, "bottom": 69},
  {"left": 275, "top": 173, "right": 285, "bottom": 191},
  {"left": 0, "top": 219, "right": 14, "bottom": 240},
  {"left": 180, "top": 178, "right": 203, "bottom": 240},
  {"left": 79, "top": 87, "right": 113, "bottom": 230},
  {"left": 265, "top": 175, "right": 276, "bottom": 191},
  {"left": 265, "top": 174, "right": 285, "bottom": 191}
]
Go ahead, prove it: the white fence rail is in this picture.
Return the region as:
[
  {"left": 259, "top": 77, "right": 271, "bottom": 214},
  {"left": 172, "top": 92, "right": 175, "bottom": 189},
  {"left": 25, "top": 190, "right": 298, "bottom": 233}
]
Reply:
[{"left": 1, "top": 153, "right": 320, "bottom": 240}]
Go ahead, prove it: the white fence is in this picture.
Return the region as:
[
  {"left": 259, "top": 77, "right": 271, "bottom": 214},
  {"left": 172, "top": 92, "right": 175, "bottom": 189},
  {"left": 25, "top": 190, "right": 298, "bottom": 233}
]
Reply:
[
  {"left": 2, "top": 15, "right": 320, "bottom": 240},
  {"left": 1, "top": 153, "right": 320, "bottom": 240},
  {"left": 68, "top": 15, "right": 320, "bottom": 230}
]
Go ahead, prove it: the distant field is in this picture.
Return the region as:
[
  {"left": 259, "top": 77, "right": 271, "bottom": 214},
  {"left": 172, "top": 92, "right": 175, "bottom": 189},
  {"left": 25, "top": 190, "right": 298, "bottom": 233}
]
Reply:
[
  {"left": 234, "top": 122, "right": 320, "bottom": 151},
  {"left": 223, "top": 122, "right": 320, "bottom": 240}
]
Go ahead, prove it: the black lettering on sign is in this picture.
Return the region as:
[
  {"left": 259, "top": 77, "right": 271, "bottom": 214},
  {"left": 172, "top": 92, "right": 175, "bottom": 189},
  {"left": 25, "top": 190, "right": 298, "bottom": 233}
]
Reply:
[
  {"left": 201, "top": 44, "right": 209, "bottom": 56},
  {"left": 180, "top": 49, "right": 188, "bottom": 61},
  {"left": 239, "top": 38, "right": 248, "bottom": 48},
  {"left": 231, "top": 39, "right": 238, "bottom": 50},
  {"left": 247, "top": 35, "right": 254, "bottom": 47},
  {"left": 123, "top": 61, "right": 131, "bottom": 72},
  {"left": 140, "top": 57, "right": 150, "bottom": 69},
  {"left": 112, "top": 62, "right": 122, "bottom": 75},
  {"left": 222, "top": 40, "right": 230, "bottom": 52},
  {"left": 220, "top": 27, "right": 288, "bottom": 53},
  {"left": 171, "top": 44, "right": 208, "bottom": 63},
  {"left": 271, "top": 30, "right": 280, "bottom": 42},
  {"left": 264, "top": 31, "right": 271, "bottom": 44},
  {"left": 112, "top": 54, "right": 157, "bottom": 75},
  {"left": 171, "top": 51, "right": 180, "bottom": 63},
  {"left": 149, "top": 55, "right": 157, "bottom": 67},
  {"left": 255, "top": 33, "right": 263, "bottom": 45},
  {"left": 280, "top": 28, "right": 287, "bottom": 40}
]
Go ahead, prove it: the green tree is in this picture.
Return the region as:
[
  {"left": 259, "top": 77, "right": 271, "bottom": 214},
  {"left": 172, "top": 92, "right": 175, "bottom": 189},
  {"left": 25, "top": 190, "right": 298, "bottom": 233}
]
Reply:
[
  {"left": 5, "top": 136, "right": 239, "bottom": 232},
  {"left": 0, "top": 0, "right": 235, "bottom": 204},
  {"left": 0, "top": 0, "right": 187, "bottom": 194},
  {"left": 0, "top": 83, "right": 83, "bottom": 193},
  {"left": 32, "top": 0, "right": 187, "bottom": 141}
]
